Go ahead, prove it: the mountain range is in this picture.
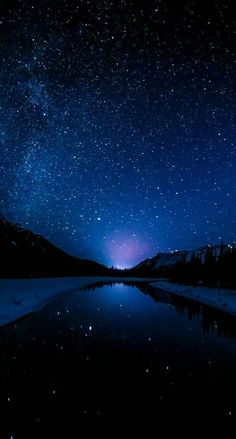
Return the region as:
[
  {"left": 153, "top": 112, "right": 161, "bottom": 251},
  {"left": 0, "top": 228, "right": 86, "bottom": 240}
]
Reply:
[
  {"left": 134, "top": 244, "right": 230, "bottom": 272},
  {"left": 0, "top": 217, "right": 235, "bottom": 280},
  {"left": 0, "top": 218, "right": 108, "bottom": 278},
  {"left": 132, "top": 243, "right": 236, "bottom": 287}
]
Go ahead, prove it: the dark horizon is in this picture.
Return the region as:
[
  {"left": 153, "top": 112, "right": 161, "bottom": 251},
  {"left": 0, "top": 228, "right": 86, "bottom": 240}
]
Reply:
[
  {"left": 2, "top": 215, "right": 236, "bottom": 271},
  {"left": 2, "top": 216, "right": 236, "bottom": 281}
]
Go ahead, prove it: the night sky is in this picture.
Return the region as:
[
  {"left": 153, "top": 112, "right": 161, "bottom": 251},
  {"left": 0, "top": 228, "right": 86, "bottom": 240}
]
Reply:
[{"left": 0, "top": 0, "right": 235, "bottom": 268}]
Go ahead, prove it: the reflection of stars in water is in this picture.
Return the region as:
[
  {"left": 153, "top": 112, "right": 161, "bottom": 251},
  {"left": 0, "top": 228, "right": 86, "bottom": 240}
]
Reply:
[{"left": 0, "top": 282, "right": 236, "bottom": 424}]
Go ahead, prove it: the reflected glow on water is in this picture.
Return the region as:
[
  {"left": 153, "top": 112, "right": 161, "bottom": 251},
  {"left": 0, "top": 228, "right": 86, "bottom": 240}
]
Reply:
[{"left": 0, "top": 281, "right": 236, "bottom": 435}]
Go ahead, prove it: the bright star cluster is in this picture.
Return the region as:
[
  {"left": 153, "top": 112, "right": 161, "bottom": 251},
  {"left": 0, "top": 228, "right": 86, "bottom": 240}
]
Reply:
[{"left": 0, "top": 0, "right": 235, "bottom": 267}]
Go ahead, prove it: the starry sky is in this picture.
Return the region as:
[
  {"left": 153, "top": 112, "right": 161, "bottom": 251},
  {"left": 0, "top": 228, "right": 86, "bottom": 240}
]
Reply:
[{"left": 0, "top": 0, "right": 235, "bottom": 268}]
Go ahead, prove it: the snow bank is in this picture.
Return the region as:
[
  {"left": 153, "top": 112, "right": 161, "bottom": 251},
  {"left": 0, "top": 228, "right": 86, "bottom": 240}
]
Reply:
[
  {"left": 0, "top": 277, "right": 155, "bottom": 327},
  {"left": 151, "top": 280, "right": 236, "bottom": 315},
  {"left": 2, "top": 276, "right": 234, "bottom": 327},
  {"left": 0, "top": 277, "right": 97, "bottom": 326}
]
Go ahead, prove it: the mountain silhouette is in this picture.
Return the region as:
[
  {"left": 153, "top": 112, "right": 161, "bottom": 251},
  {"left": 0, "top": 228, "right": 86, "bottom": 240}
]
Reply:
[
  {"left": 131, "top": 243, "right": 236, "bottom": 286},
  {"left": 134, "top": 245, "right": 225, "bottom": 270},
  {"left": 0, "top": 217, "right": 108, "bottom": 278}
]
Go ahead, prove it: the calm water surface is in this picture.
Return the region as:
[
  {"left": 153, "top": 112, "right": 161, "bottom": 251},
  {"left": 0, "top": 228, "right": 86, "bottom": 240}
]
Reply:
[{"left": 0, "top": 281, "right": 236, "bottom": 435}]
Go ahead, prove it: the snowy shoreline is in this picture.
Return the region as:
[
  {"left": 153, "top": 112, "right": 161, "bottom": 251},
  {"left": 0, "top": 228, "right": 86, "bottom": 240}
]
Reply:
[
  {"left": 1, "top": 277, "right": 236, "bottom": 328},
  {"left": 0, "top": 277, "right": 156, "bottom": 327},
  {"left": 151, "top": 280, "right": 236, "bottom": 316}
]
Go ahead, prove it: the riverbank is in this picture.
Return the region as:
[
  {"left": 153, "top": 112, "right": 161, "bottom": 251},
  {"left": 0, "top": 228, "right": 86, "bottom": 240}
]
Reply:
[
  {"left": 0, "top": 277, "right": 157, "bottom": 327},
  {"left": 151, "top": 280, "right": 236, "bottom": 316},
  {"left": 1, "top": 276, "right": 236, "bottom": 327}
]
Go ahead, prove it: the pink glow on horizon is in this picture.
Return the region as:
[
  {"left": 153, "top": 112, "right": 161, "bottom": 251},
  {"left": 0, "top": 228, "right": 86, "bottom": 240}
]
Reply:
[{"left": 105, "top": 234, "right": 151, "bottom": 268}]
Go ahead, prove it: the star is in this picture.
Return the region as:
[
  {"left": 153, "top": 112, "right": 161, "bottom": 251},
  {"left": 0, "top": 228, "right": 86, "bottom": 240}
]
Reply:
[{"left": 0, "top": 0, "right": 235, "bottom": 268}]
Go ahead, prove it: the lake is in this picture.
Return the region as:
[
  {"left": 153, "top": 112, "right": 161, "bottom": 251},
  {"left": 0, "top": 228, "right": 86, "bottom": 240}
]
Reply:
[{"left": 0, "top": 280, "right": 236, "bottom": 435}]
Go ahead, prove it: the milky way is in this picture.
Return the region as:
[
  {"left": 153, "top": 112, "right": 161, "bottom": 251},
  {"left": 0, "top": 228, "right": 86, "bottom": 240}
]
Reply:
[{"left": 0, "top": 0, "right": 235, "bottom": 267}]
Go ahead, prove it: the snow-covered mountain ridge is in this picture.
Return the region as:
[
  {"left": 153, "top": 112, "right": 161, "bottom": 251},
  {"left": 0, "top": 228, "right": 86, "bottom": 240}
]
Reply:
[{"left": 135, "top": 244, "right": 234, "bottom": 271}]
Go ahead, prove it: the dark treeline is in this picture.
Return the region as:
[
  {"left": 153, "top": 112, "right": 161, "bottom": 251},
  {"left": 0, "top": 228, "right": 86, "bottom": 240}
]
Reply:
[
  {"left": 128, "top": 244, "right": 236, "bottom": 288},
  {"left": 1, "top": 216, "right": 236, "bottom": 286},
  {"left": 169, "top": 244, "right": 236, "bottom": 287}
]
